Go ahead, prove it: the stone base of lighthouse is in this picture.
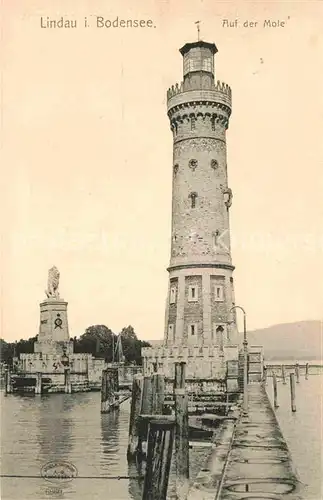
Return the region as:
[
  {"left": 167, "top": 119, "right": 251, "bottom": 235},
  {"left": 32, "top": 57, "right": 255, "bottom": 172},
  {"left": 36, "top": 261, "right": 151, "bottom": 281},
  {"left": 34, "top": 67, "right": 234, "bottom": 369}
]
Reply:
[{"left": 142, "top": 344, "right": 240, "bottom": 394}]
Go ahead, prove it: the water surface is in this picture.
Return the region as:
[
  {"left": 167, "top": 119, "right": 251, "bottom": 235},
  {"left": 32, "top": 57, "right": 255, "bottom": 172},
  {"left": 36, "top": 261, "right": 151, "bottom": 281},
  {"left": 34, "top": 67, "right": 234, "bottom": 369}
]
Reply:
[
  {"left": 266, "top": 373, "right": 323, "bottom": 499},
  {"left": 1, "top": 391, "right": 208, "bottom": 500}
]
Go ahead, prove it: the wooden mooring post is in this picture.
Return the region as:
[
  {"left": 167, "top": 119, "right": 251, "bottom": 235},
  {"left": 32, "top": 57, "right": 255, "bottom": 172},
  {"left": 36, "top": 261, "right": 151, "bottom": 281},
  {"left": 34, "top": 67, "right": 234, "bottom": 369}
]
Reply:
[
  {"left": 64, "top": 368, "right": 71, "bottom": 394},
  {"left": 273, "top": 372, "right": 279, "bottom": 409},
  {"left": 290, "top": 373, "right": 296, "bottom": 412},
  {"left": 5, "top": 369, "right": 12, "bottom": 395},
  {"left": 174, "top": 362, "right": 189, "bottom": 499},
  {"left": 137, "top": 375, "right": 154, "bottom": 457},
  {"left": 142, "top": 419, "right": 175, "bottom": 500},
  {"left": 101, "top": 367, "right": 119, "bottom": 414},
  {"left": 305, "top": 362, "right": 309, "bottom": 380},
  {"left": 127, "top": 374, "right": 143, "bottom": 460},
  {"left": 295, "top": 363, "right": 300, "bottom": 384},
  {"left": 152, "top": 373, "right": 165, "bottom": 415},
  {"left": 141, "top": 376, "right": 153, "bottom": 415},
  {"left": 35, "top": 372, "right": 42, "bottom": 395},
  {"left": 281, "top": 364, "right": 286, "bottom": 384}
]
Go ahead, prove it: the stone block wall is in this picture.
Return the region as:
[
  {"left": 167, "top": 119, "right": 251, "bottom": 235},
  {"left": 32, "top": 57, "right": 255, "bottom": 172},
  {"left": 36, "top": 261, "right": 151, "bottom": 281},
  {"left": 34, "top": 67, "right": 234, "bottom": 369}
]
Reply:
[
  {"left": 142, "top": 344, "right": 239, "bottom": 381},
  {"left": 248, "top": 345, "right": 264, "bottom": 382}
]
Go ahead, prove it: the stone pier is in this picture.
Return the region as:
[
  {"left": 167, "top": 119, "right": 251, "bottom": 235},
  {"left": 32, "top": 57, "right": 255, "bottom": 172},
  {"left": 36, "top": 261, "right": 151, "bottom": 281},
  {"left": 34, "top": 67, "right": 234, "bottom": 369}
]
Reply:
[{"left": 187, "top": 382, "right": 304, "bottom": 499}]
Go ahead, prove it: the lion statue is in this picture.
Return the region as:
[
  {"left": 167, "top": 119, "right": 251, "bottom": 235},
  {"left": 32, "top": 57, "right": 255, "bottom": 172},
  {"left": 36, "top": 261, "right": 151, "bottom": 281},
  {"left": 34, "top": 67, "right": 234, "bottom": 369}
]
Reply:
[{"left": 45, "top": 266, "right": 60, "bottom": 299}]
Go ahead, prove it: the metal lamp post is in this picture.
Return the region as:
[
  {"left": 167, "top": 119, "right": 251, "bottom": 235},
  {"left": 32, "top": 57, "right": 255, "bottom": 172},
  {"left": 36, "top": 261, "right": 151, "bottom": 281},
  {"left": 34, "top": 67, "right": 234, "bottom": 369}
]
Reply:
[{"left": 230, "top": 305, "right": 248, "bottom": 414}]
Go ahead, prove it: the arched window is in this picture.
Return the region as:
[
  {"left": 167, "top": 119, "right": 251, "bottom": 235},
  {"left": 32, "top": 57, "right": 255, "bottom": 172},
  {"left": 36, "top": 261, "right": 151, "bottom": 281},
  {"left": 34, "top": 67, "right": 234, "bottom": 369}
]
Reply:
[
  {"left": 215, "top": 325, "right": 224, "bottom": 348},
  {"left": 189, "top": 192, "right": 198, "bottom": 208}
]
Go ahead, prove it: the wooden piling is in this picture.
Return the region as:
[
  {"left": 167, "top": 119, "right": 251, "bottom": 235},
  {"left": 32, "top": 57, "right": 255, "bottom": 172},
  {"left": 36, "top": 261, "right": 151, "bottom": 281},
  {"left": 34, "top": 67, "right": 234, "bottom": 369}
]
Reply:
[
  {"left": 141, "top": 376, "right": 153, "bottom": 414},
  {"left": 127, "top": 374, "right": 143, "bottom": 460},
  {"left": 5, "top": 369, "right": 12, "bottom": 395},
  {"left": 64, "top": 368, "right": 72, "bottom": 394},
  {"left": 35, "top": 372, "right": 42, "bottom": 395},
  {"left": 295, "top": 363, "right": 300, "bottom": 383},
  {"left": 305, "top": 362, "right": 309, "bottom": 380},
  {"left": 152, "top": 373, "right": 165, "bottom": 415},
  {"left": 101, "top": 368, "right": 118, "bottom": 413},
  {"left": 290, "top": 373, "right": 296, "bottom": 412},
  {"left": 281, "top": 364, "right": 286, "bottom": 384},
  {"left": 174, "top": 362, "right": 189, "bottom": 498},
  {"left": 273, "top": 372, "right": 279, "bottom": 409},
  {"left": 142, "top": 419, "right": 175, "bottom": 500},
  {"left": 137, "top": 376, "right": 154, "bottom": 456},
  {"left": 112, "top": 366, "right": 119, "bottom": 406}
]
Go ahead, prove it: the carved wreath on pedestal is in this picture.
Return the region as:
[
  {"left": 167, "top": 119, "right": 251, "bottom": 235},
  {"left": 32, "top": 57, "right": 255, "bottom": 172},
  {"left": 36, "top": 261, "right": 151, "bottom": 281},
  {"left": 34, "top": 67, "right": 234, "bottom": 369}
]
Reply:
[{"left": 54, "top": 313, "right": 62, "bottom": 329}]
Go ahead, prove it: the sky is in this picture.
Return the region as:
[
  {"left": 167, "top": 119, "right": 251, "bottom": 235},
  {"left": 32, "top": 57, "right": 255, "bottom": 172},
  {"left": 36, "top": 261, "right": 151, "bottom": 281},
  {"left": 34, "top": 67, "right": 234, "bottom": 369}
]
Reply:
[{"left": 1, "top": 0, "right": 323, "bottom": 342}]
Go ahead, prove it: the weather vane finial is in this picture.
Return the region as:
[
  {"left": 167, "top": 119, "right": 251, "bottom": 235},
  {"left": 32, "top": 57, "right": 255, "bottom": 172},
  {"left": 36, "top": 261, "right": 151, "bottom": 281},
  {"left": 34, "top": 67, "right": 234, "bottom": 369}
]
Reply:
[{"left": 195, "top": 20, "right": 201, "bottom": 41}]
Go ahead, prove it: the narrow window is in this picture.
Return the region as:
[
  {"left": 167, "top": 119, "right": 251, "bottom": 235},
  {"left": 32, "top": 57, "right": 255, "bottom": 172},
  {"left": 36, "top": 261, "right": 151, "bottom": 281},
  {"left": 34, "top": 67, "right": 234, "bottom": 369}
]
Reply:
[
  {"left": 211, "top": 116, "right": 216, "bottom": 131},
  {"left": 214, "top": 285, "right": 224, "bottom": 301},
  {"left": 168, "top": 324, "right": 174, "bottom": 341},
  {"left": 188, "top": 285, "right": 198, "bottom": 302},
  {"left": 191, "top": 116, "right": 196, "bottom": 130},
  {"left": 188, "top": 323, "right": 197, "bottom": 337},
  {"left": 213, "top": 230, "right": 220, "bottom": 249},
  {"left": 170, "top": 287, "right": 176, "bottom": 304},
  {"left": 189, "top": 192, "right": 198, "bottom": 208},
  {"left": 216, "top": 325, "right": 224, "bottom": 347}
]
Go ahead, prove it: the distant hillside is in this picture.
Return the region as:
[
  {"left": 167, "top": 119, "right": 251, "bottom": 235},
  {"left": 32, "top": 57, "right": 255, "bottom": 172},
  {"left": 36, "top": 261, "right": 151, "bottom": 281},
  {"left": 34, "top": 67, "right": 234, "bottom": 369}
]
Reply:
[
  {"left": 146, "top": 320, "right": 322, "bottom": 361},
  {"left": 248, "top": 320, "right": 322, "bottom": 361}
]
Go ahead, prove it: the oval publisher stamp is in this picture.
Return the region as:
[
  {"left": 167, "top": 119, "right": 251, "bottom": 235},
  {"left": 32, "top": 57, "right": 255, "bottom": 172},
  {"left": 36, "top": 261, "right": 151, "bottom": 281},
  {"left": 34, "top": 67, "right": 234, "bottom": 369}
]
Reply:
[{"left": 41, "top": 460, "right": 78, "bottom": 484}]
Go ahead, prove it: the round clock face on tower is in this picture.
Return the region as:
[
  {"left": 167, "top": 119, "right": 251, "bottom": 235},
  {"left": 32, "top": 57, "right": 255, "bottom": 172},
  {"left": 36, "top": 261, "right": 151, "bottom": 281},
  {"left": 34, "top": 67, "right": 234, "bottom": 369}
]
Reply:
[{"left": 189, "top": 159, "right": 198, "bottom": 171}]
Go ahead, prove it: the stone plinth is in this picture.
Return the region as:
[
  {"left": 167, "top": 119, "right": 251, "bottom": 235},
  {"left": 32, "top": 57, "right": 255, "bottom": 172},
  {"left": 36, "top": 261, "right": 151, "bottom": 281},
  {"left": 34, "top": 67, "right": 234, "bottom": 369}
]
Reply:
[
  {"left": 34, "top": 340, "right": 73, "bottom": 356},
  {"left": 38, "top": 299, "right": 70, "bottom": 344}
]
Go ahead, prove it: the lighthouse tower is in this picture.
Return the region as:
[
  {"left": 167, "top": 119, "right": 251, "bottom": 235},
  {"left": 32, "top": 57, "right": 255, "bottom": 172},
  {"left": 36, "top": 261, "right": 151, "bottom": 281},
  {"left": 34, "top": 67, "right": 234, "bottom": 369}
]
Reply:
[
  {"left": 142, "top": 40, "right": 239, "bottom": 382},
  {"left": 165, "top": 40, "right": 237, "bottom": 348}
]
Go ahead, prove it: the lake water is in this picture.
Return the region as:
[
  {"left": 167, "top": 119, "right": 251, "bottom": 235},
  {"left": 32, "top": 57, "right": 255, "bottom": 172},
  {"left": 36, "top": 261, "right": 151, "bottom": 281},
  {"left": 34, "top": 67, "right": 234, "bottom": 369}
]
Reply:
[
  {"left": 1, "top": 374, "right": 322, "bottom": 500},
  {"left": 266, "top": 373, "right": 323, "bottom": 499},
  {"left": 0, "top": 391, "right": 209, "bottom": 500}
]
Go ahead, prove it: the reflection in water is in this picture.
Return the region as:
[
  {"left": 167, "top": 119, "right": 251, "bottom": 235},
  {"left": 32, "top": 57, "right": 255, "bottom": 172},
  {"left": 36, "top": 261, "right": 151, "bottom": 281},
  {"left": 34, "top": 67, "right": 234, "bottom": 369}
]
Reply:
[
  {"left": 128, "top": 460, "right": 144, "bottom": 500},
  {"left": 36, "top": 395, "right": 75, "bottom": 462},
  {"left": 100, "top": 405, "right": 145, "bottom": 499},
  {"left": 100, "top": 410, "right": 120, "bottom": 460}
]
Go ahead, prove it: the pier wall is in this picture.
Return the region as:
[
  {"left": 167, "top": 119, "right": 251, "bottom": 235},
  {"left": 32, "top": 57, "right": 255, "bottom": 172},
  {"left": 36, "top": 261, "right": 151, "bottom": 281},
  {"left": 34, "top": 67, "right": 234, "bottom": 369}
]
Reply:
[{"left": 18, "top": 353, "right": 105, "bottom": 389}]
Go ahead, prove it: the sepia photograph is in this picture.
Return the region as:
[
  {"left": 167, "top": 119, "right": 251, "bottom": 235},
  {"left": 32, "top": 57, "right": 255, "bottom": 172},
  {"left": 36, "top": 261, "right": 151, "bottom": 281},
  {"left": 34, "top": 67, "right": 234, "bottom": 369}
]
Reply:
[{"left": 1, "top": 1, "right": 322, "bottom": 499}]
